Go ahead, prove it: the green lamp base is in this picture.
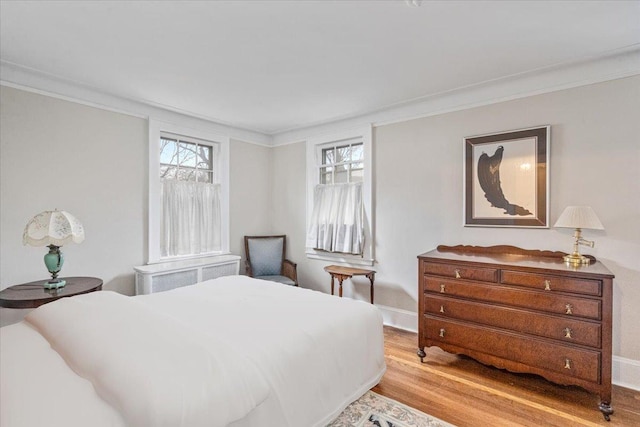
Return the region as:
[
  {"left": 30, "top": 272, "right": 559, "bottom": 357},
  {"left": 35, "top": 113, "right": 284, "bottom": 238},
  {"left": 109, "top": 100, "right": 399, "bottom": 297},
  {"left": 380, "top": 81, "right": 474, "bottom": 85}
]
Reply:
[
  {"left": 43, "top": 245, "right": 66, "bottom": 289},
  {"left": 44, "top": 279, "right": 67, "bottom": 290}
]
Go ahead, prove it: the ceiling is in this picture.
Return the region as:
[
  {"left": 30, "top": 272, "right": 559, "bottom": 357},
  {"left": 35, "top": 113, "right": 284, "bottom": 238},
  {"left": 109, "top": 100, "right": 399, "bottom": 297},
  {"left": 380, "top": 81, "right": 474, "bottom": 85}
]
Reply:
[{"left": 1, "top": 1, "right": 639, "bottom": 136}]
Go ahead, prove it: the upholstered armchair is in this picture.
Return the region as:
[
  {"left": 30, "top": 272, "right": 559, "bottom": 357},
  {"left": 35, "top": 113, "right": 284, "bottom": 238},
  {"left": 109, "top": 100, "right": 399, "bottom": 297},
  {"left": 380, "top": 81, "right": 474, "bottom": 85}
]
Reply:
[{"left": 244, "top": 235, "right": 298, "bottom": 286}]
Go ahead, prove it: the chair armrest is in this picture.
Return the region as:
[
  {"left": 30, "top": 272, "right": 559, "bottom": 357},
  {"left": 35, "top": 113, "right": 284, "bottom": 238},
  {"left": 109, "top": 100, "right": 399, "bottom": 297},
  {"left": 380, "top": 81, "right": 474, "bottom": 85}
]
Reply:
[{"left": 282, "top": 259, "right": 298, "bottom": 286}]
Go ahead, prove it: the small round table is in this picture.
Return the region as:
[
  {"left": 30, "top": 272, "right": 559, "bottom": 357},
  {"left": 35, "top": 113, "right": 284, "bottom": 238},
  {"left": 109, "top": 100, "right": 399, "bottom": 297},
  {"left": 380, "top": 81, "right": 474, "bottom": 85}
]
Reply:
[
  {"left": 0, "top": 277, "right": 103, "bottom": 309},
  {"left": 324, "top": 265, "right": 375, "bottom": 304}
]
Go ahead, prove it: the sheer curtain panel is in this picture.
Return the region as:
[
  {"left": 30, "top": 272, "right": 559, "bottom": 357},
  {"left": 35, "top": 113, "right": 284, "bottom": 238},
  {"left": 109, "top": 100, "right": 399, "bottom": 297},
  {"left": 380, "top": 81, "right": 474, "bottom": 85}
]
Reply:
[
  {"left": 161, "top": 180, "right": 221, "bottom": 257},
  {"left": 306, "top": 182, "right": 364, "bottom": 255}
]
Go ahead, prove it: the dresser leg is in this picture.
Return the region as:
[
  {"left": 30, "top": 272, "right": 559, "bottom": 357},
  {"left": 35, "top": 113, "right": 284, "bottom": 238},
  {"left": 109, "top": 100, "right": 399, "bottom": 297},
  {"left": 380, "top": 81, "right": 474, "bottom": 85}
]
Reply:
[
  {"left": 599, "top": 402, "right": 613, "bottom": 421},
  {"left": 417, "top": 348, "right": 426, "bottom": 363}
]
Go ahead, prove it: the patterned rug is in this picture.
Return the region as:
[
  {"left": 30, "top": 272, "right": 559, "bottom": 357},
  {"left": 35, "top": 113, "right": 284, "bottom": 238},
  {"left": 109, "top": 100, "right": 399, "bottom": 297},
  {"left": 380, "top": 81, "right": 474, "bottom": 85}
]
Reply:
[{"left": 328, "top": 391, "right": 456, "bottom": 427}]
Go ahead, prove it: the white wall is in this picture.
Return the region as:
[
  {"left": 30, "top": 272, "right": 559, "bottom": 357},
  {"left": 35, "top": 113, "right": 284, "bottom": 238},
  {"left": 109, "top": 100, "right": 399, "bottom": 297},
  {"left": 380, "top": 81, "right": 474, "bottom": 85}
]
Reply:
[
  {"left": 270, "top": 141, "right": 307, "bottom": 272},
  {"left": 0, "top": 86, "right": 271, "bottom": 324},
  {"left": 0, "top": 86, "right": 147, "bottom": 292},
  {"left": 229, "top": 139, "right": 273, "bottom": 270},
  {"left": 271, "top": 76, "right": 640, "bottom": 362}
]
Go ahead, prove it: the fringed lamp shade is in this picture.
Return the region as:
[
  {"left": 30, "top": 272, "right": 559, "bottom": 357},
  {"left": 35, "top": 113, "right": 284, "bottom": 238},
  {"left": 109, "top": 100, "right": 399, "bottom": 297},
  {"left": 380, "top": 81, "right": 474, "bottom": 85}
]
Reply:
[
  {"left": 23, "top": 210, "right": 85, "bottom": 289},
  {"left": 23, "top": 210, "right": 85, "bottom": 246}
]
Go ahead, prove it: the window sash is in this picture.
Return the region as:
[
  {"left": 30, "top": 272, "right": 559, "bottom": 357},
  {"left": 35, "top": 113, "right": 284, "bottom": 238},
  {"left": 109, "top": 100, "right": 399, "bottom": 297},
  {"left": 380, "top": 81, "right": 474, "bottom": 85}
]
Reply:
[
  {"left": 160, "top": 134, "right": 219, "bottom": 183},
  {"left": 319, "top": 141, "right": 364, "bottom": 185}
]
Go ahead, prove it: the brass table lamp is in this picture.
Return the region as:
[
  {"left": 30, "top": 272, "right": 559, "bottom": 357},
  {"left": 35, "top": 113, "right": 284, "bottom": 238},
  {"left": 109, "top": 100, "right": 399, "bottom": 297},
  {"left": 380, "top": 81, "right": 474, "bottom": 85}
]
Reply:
[{"left": 554, "top": 206, "right": 604, "bottom": 266}]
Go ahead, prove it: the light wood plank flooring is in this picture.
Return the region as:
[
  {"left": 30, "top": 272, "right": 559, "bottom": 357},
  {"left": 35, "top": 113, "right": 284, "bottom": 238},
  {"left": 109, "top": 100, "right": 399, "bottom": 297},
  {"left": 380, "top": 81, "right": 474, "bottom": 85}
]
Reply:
[{"left": 372, "top": 327, "right": 640, "bottom": 427}]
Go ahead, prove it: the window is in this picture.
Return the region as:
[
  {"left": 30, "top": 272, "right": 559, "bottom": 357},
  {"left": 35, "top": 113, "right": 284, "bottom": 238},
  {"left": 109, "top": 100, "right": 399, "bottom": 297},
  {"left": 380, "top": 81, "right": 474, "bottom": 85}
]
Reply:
[
  {"left": 160, "top": 136, "right": 215, "bottom": 183},
  {"left": 305, "top": 126, "right": 373, "bottom": 265},
  {"left": 319, "top": 141, "right": 364, "bottom": 184},
  {"left": 148, "top": 120, "right": 230, "bottom": 263}
]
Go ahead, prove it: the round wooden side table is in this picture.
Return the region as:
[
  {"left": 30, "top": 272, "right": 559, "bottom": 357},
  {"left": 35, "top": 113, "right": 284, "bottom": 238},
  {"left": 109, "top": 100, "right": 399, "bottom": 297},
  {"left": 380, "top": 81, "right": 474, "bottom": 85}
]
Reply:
[{"left": 0, "top": 277, "right": 103, "bottom": 309}]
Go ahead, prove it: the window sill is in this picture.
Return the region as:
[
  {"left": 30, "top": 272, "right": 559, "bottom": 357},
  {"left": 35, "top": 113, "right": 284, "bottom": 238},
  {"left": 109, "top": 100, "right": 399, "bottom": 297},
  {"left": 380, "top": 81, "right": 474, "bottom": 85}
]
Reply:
[
  {"left": 305, "top": 250, "right": 374, "bottom": 267},
  {"left": 144, "top": 253, "right": 239, "bottom": 270}
]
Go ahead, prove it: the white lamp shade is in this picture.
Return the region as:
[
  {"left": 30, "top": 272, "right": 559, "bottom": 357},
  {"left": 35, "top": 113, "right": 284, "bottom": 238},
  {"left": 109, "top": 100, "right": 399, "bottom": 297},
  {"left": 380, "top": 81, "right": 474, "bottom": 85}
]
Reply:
[
  {"left": 554, "top": 206, "right": 604, "bottom": 230},
  {"left": 23, "top": 210, "right": 85, "bottom": 247}
]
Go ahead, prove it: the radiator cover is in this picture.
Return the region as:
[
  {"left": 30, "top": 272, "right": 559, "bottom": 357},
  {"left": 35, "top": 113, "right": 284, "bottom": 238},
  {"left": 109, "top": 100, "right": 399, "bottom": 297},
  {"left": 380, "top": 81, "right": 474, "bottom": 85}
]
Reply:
[{"left": 134, "top": 255, "right": 241, "bottom": 295}]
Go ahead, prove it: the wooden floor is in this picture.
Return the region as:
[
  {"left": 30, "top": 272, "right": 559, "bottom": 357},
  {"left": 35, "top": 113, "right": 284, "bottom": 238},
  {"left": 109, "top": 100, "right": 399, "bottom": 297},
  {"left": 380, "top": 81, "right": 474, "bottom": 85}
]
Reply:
[{"left": 372, "top": 327, "right": 640, "bottom": 427}]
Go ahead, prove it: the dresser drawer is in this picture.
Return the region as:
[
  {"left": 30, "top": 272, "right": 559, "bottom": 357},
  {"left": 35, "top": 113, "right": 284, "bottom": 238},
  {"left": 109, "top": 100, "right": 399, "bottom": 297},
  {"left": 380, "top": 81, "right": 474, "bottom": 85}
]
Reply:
[
  {"left": 422, "top": 262, "right": 498, "bottom": 282},
  {"left": 424, "top": 296, "right": 601, "bottom": 348},
  {"left": 502, "top": 270, "right": 601, "bottom": 296},
  {"left": 423, "top": 276, "right": 601, "bottom": 320},
  {"left": 423, "top": 315, "right": 600, "bottom": 383}
]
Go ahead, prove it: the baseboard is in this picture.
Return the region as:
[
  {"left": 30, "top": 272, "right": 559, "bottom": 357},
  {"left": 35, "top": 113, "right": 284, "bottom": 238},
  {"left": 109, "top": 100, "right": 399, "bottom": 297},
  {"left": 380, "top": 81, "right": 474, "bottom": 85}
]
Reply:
[
  {"left": 613, "top": 356, "right": 640, "bottom": 391},
  {"left": 378, "top": 306, "right": 640, "bottom": 391},
  {"left": 377, "top": 304, "right": 418, "bottom": 333}
]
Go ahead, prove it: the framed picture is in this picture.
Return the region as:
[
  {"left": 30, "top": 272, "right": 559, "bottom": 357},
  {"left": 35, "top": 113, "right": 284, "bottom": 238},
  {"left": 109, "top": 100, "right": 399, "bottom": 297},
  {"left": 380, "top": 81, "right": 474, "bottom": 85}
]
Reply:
[{"left": 464, "top": 126, "right": 549, "bottom": 227}]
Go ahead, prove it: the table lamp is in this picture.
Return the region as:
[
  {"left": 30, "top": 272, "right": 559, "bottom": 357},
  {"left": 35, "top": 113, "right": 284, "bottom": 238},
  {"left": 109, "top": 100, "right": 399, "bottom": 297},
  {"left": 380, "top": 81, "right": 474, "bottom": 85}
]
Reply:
[
  {"left": 554, "top": 206, "right": 604, "bottom": 266},
  {"left": 23, "top": 210, "right": 85, "bottom": 289}
]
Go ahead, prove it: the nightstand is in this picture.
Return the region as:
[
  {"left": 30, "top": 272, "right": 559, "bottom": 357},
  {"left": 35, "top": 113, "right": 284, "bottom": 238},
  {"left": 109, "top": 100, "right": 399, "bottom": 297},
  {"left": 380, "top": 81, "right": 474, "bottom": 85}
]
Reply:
[{"left": 0, "top": 277, "right": 103, "bottom": 309}]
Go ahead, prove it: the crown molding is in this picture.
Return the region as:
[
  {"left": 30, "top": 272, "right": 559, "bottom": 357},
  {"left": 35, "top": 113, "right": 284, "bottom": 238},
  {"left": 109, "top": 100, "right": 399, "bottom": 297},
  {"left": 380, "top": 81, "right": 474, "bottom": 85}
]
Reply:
[
  {"left": 271, "top": 46, "right": 640, "bottom": 146},
  {"left": 3, "top": 46, "right": 639, "bottom": 148},
  {"left": 0, "top": 60, "right": 273, "bottom": 146}
]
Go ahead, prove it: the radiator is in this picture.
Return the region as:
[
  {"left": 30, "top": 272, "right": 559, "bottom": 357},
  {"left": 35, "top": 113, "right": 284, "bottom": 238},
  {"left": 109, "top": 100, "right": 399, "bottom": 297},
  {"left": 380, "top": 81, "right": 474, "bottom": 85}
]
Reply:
[{"left": 134, "top": 254, "right": 241, "bottom": 295}]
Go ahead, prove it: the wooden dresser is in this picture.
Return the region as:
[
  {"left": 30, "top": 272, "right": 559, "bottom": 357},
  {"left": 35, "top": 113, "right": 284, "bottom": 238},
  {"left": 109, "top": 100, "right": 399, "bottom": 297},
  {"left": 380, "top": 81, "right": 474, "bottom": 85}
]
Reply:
[{"left": 417, "top": 245, "right": 615, "bottom": 420}]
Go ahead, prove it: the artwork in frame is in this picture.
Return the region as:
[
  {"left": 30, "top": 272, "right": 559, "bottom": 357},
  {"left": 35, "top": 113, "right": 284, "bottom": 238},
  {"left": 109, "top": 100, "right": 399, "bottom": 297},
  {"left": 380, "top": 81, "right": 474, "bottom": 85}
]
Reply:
[{"left": 464, "top": 126, "right": 550, "bottom": 227}]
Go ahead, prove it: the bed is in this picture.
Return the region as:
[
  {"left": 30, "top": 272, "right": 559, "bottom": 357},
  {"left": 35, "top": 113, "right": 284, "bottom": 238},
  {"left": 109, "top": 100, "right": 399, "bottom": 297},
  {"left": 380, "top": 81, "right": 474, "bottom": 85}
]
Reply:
[{"left": 0, "top": 275, "right": 386, "bottom": 427}]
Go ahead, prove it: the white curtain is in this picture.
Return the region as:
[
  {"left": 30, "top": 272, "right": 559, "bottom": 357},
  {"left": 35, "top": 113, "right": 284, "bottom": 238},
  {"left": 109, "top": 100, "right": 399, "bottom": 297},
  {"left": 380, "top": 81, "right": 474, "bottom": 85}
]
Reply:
[
  {"left": 306, "top": 182, "right": 364, "bottom": 255},
  {"left": 161, "top": 180, "right": 221, "bottom": 257}
]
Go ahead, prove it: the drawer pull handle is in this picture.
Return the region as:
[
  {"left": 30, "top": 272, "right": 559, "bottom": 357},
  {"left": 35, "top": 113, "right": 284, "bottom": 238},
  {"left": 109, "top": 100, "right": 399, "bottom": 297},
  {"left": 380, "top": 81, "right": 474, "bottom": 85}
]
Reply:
[
  {"left": 544, "top": 280, "right": 551, "bottom": 291},
  {"left": 564, "top": 359, "right": 572, "bottom": 370},
  {"left": 564, "top": 328, "right": 573, "bottom": 339},
  {"left": 439, "top": 328, "right": 445, "bottom": 338},
  {"left": 440, "top": 284, "right": 446, "bottom": 293},
  {"left": 439, "top": 305, "right": 445, "bottom": 313},
  {"left": 565, "top": 304, "right": 573, "bottom": 315},
  {"left": 454, "top": 269, "right": 461, "bottom": 279}
]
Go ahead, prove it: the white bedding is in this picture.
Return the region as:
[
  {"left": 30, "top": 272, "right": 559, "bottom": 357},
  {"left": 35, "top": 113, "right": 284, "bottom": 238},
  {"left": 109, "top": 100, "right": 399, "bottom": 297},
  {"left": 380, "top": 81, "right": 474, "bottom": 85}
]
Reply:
[
  {"left": 25, "top": 291, "right": 270, "bottom": 427},
  {"left": 0, "top": 276, "right": 386, "bottom": 427}
]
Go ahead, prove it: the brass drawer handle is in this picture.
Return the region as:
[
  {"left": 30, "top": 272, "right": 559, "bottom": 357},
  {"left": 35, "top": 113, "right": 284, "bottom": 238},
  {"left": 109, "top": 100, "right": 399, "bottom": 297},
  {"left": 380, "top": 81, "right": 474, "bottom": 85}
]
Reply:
[
  {"left": 544, "top": 280, "right": 551, "bottom": 291},
  {"left": 454, "top": 269, "right": 461, "bottom": 279},
  {"left": 564, "top": 328, "right": 573, "bottom": 339},
  {"left": 440, "top": 284, "right": 446, "bottom": 293},
  {"left": 564, "top": 358, "right": 572, "bottom": 370},
  {"left": 439, "top": 328, "right": 445, "bottom": 338},
  {"left": 565, "top": 304, "right": 573, "bottom": 315},
  {"left": 439, "top": 305, "right": 445, "bottom": 313}
]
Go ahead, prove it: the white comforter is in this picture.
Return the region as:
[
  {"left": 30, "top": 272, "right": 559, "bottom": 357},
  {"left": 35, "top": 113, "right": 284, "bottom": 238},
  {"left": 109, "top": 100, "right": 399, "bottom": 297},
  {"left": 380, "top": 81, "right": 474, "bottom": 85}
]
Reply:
[
  {"left": 0, "top": 276, "right": 386, "bottom": 427},
  {"left": 25, "top": 291, "right": 270, "bottom": 427}
]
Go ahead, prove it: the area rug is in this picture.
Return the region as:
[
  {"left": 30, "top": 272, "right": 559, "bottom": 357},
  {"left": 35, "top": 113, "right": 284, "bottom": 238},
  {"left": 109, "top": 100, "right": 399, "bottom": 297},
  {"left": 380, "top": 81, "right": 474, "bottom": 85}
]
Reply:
[{"left": 328, "top": 391, "right": 456, "bottom": 427}]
